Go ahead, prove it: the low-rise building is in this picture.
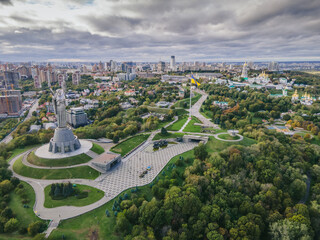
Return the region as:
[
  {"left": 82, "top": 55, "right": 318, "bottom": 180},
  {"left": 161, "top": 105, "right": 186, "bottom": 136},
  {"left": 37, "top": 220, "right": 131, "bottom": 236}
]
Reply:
[
  {"left": 91, "top": 152, "right": 121, "bottom": 172},
  {"left": 213, "top": 101, "right": 229, "bottom": 109},
  {"left": 156, "top": 101, "right": 170, "bottom": 108}
]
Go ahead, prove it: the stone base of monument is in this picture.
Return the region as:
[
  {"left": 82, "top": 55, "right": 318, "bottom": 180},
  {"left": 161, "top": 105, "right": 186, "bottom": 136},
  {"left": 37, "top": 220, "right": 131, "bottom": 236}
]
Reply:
[{"left": 35, "top": 140, "right": 93, "bottom": 159}]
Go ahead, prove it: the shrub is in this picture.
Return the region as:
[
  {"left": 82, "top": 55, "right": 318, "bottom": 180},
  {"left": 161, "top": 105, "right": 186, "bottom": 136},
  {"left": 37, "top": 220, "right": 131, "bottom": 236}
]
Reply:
[{"left": 76, "top": 191, "right": 88, "bottom": 199}]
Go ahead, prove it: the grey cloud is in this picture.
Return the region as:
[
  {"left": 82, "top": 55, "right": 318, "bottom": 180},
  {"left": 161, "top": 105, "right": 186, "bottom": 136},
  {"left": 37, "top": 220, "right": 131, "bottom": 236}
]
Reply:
[
  {"left": 1, "top": 0, "right": 320, "bottom": 61},
  {"left": 0, "top": 0, "right": 12, "bottom": 5}
]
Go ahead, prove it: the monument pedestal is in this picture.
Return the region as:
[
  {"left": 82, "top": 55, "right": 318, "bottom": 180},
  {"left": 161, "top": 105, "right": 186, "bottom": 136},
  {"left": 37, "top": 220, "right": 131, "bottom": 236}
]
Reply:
[{"left": 49, "top": 127, "right": 81, "bottom": 153}]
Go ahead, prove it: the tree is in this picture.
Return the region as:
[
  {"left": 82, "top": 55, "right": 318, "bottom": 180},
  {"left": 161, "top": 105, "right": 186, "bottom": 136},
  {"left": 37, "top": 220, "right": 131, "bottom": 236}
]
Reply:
[
  {"left": 194, "top": 143, "right": 208, "bottom": 161},
  {"left": 282, "top": 114, "right": 291, "bottom": 121},
  {"left": 0, "top": 179, "right": 13, "bottom": 195},
  {"left": 114, "top": 213, "right": 131, "bottom": 235},
  {"left": 270, "top": 219, "right": 311, "bottom": 240},
  {"left": 4, "top": 218, "right": 19, "bottom": 233},
  {"left": 1, "top": 207, "right": 13, "bottom": 219},
  {"left": 113, "top": 135, "right": 119, "bottom": 144},
  {"left": 161, "top": 127, "right": 168, "bottom": 135},
  {"left": 28, "top": 221, "right": 46, "bottom": 236},
  {"left": 304, "top": 133, "right": 312, "bottom": 142},
  {"left": 289, "top": 179, "right": 307, "bottom": 201}
]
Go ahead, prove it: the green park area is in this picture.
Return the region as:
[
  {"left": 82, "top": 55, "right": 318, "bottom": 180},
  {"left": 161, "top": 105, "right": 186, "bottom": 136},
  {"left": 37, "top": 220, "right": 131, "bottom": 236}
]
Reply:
[
  {"left": 166, "top": 115, "right": 188, "bottom": 131},
  {"left": 44, "top": 184, "right": 104, "bottom": 208},
  {"left": 49, "top": 150, "right": 195, "bottom": 240},
  {"left": 90, "top": 143, "right": 105, "bottom": 154},
  {"left": 27, "top": 151, "right": 92, "bottom": 167},
  {"left": 8, "top": 182, "right": 46, "bottom": 231},
  {"left": 6, "top": 144, "right": 41, "bottom": 163},
  {"left": 13, "top": 157, "right": 100, "bottom": 180},
  {"left": 111, "top": 134, "right": 150, "bottom": 156},
  {"left": 153, "top": 132, "right": 185, "bottom": 140},
  {"left": 207, "top": 136, "right": 256, "bottom": 153},
  {"left": 200, "top": 108, "right": 213, "bottom": 120},
  {"left": 217, "top": 133, "right": 241, "bottom": 140},
  {"left": 183, "top": 116, "right": 202, "bottom": 132}
]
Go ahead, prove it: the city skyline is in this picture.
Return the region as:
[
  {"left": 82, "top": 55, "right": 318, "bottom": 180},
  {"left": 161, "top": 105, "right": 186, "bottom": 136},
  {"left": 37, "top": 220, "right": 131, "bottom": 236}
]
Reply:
[{"left": 0, "top": 0, "right": 320, "bottom": 62}]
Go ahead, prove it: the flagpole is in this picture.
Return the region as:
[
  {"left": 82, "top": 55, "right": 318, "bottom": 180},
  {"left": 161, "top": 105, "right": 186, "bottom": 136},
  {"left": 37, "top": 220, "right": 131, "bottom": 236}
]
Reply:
[{"left": 189, "top": 79, "right": 192, "bottom": 119}]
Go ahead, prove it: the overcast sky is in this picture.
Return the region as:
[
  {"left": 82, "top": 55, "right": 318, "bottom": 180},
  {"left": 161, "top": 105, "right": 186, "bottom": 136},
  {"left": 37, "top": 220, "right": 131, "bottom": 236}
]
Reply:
[{"left": 0, "top": 0, "right": 319, "bottom": 62}]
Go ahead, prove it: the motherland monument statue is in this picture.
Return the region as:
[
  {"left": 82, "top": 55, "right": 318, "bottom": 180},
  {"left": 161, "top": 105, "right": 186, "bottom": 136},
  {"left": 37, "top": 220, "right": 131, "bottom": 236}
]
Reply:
[{"left": 48, "top": 81, "right": 81, "bottom": 153}]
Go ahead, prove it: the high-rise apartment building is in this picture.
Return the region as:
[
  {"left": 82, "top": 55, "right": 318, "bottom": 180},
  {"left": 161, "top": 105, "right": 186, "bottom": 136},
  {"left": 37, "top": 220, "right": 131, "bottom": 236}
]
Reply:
[
  {"left": 0, "top": 71, "right": 19, "bottom": 89},
  {"left": 157, "top": 61, "right": 166, "bottom": 72},
  {"left": 0, "top": 90, "right": 23, "bottom": 116},
  {"left": 72, "top": 71, "right": 81, "bottom": 85},
  {"left": 170, "top": 56, "right": 176, "bottom": 71}
]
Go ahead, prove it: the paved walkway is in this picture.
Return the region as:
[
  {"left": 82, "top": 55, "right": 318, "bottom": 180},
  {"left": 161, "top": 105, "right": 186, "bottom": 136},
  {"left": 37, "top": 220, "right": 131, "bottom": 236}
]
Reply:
[
  {"left": 214, "top": 133, "right": 244, "bottom": 142},
  {"left": 192, "top": 89, "right": 220, "bottom": 129},
  {"left": 179, "top": 117, "right": 191, "bottom": 132}
]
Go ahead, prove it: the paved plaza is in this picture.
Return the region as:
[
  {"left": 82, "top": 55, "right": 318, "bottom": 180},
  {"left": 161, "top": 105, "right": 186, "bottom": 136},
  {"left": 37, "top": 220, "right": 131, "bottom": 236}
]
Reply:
[{"left": 96, "top": 141, "right": 198, "bottom": 196}]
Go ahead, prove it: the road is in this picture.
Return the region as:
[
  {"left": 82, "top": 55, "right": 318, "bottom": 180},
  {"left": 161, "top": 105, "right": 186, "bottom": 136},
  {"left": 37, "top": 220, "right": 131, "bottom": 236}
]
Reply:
[
  {"left": 1, "top": 99, "right": 39, "bottom": 144},
  {"left": 178, "top": 88, "right": 219, "bottom": 132},
  {"left": 191, "top": 89, "right": 220, "bottom": 129}
]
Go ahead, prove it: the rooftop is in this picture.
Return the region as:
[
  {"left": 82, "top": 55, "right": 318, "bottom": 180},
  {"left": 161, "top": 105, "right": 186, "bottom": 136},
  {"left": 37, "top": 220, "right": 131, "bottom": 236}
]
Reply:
[{"left": 92, "top": 152, "right": 121, "bottom": 165}]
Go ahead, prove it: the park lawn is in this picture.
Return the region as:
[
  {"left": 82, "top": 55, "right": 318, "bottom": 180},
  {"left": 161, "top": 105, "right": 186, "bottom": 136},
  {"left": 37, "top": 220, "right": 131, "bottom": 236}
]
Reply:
[
  {"left": 206, "top": 136, "right": 257, "bottom": 153},
  {"left": 166, "top": 115, "right": 188, "bottom": 131},
  {"left": 153, "top": 132, "right": 185, "bottom": 140},
  {"left": 175, "top": 108, "right": 188, "bottom": 116},
  {"left": 183, "top": 116, "right": 202, "bottom": 132},
  {"left": 13, "top": 157, "right": 100, "bottom": 180},
  {"left": 217, "top": 134, "right": 241, "bottom": 140},
  {"left": 8, "top": 181, "right": 46, "bottom": 228},
  {"left": 111, "top": 134, "right": 150, "bottom": 156},
  {"left": 44, "top": 184, "right": 104, "bottom": 208},
  {"left": 49, "top": 150, "right": 195, "bottom": 240},
  {"left": 6, "top": 144, "right": 41, "bottom": 163},
  {"left": 27, "top": 151, "right": 92, "bottom": 167},
  {"left": 90, "top": 143, "right": 105, "bottom": 154},
  {"left": 200, "top": 108, "right": 213, "bottom": 119},
  {"left": 157, "top": 119, "right": 173, "bottom": 130}
]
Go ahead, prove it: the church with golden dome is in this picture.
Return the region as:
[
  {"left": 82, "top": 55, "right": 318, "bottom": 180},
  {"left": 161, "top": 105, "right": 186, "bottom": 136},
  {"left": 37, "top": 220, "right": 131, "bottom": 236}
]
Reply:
[{"left": 291, "top": 90, "right": 316, "bottom": 105}]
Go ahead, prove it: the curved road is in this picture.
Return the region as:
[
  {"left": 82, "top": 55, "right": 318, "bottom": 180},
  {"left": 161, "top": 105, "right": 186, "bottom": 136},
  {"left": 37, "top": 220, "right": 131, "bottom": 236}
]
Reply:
[{"left": 1, "top": 99, "right": 39, "bottom": 144}]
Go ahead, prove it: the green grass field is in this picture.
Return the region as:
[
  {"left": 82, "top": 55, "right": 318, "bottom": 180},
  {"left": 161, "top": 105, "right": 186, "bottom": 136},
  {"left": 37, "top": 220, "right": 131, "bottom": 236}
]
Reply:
[
  {"left": 200, "top": 109, "right": 213, "bottom": 119},
  {"left": 111, "top": 134, "right": 150, "bottom": 156},
  {"left": 13, "top": 157, "right": 100, "bottom": 180},
  {"left": 90, "top": 143, "right": 105, "bottom": 154},
  {"left": 44, "top": 184, "right": 104, "bottom": 208},
  {"left": 217, "top": 133, "right": 241, "bottom": 140},
  {"left": 6, "top": 144, "right": 41, "bottom": 163},
  {"left": 207, "top": 136, "right": 256, "bottom": 153},
  {"left": 166, "top": 115, "right": 188, "bottom": 131},
  {"left": 49, "top": 150, "right": 195, "bottom": 240},
  {"left": 8, "top": 181, "right": 46, "bottom": 228},
  {"left": 153, "top": 132, "right": 185, "bottom": 140},
  {"left": 27, "top": 151, "right": 92, "bottom": 167},
  {"left": 183, "top": 116, "right": 202, "bottom": 132}
]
